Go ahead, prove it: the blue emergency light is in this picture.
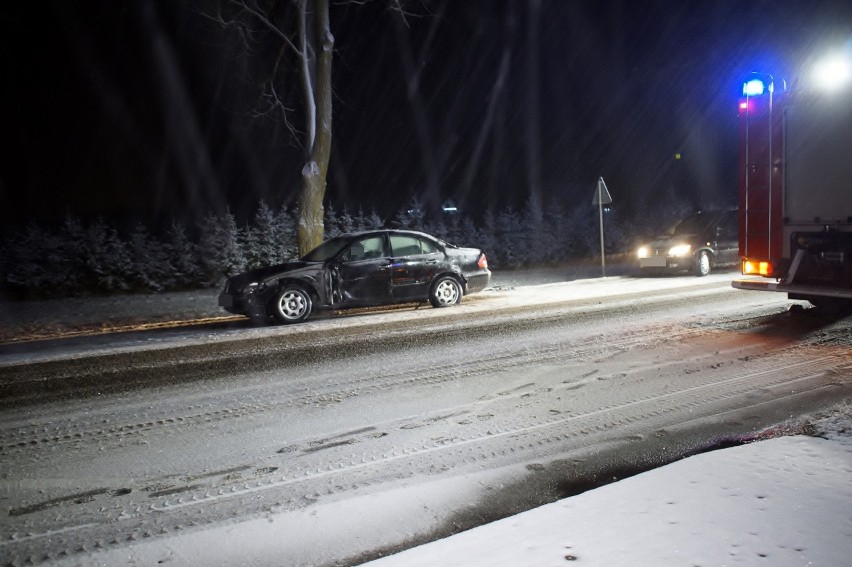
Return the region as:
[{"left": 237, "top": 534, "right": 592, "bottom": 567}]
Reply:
[{"left": 743, "top": 78, "right": 766, "bottom": 96}]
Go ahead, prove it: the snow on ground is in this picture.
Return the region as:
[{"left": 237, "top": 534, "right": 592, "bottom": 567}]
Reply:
[
  {"left": 362, "top": 408, "right": 852, "bottom": 567},
  {"left": 7, "top": 265, "right": 850, "bottom": 566},
  {"left": 46, "top": 406, "right": 852, "bottom": 567},
  {"left": 0, "top": 263, "right": 634, "bottom": 343}
]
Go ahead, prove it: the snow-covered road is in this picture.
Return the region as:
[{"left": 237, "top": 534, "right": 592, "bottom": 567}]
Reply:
[{"left": 1, "top": 273, "right": 850, "bottom": 566}]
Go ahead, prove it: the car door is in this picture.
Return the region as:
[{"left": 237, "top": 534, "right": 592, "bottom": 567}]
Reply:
[
  {"left": 389, "top": 234, "right": 443, "bottom": 301},
  {"left": 333, "top": 235, "right": 392, "bottom": 305},
  {"left": 714, "top": 211, "right": 740, "bottom": 266}
]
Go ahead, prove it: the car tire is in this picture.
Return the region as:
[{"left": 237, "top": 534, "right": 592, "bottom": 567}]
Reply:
[
  {"left": 270, "top": 284, "right": 313, "bottom": 324},
  {"left": 693, "top": 250, "right": 711, "bottom": 277},
  {"left": 429, "top": 276, "right": 462, "bottom": 308}
]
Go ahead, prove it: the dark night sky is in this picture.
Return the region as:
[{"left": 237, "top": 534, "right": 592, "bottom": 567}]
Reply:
[{"left": 1, "top": 0, "right": 850, "bottom": 233}]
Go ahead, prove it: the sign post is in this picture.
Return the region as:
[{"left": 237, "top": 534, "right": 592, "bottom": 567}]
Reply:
[{"left": 592, "top": 177, "right": 613, "bottom": 277}]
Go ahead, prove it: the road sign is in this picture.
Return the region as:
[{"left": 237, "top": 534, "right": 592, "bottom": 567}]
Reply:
[
  {"left": 593, "top": 177, "right": 612, "bottom": 277},
  {"left": 592, "top": 177, "right": 612, "bottom": 206}
]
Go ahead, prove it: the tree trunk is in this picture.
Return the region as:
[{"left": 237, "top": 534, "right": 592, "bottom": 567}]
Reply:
[{"left": 296, "top": 0, "right": 334, "bottom": 257}]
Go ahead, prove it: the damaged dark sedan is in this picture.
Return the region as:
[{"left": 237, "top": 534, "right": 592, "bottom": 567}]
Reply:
[{"left": 218, "top": 229, "right": 491, "bottom": 324}]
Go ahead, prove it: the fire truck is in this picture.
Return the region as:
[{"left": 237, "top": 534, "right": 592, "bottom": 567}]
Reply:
[{"left": 732, "top": 54, "right": 852, "bottom": 308}]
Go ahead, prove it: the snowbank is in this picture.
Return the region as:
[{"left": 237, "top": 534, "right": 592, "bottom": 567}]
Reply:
[{"left": 363, "top": 409, "right": 852, "bottom": 567}]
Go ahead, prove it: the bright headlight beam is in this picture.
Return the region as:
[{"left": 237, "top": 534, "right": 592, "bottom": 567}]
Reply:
[
  {"left": 813, "top": 54, "right": 851, "bottom": 91},
  {"left": 668, "top": 244, "right": 692, "bottom": 257}
]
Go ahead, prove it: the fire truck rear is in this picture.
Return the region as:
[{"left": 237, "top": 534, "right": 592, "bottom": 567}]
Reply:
[{"left": 732, "top": 53, "right": 852, "bottom": 309}]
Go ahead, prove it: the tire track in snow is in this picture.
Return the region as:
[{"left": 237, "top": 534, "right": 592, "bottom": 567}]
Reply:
[
  {"left": 2, "top": 348, "right": 846, "bottom": 564},
  {"left": 0, "top": 319, "right": 714, "bottom": 455}
]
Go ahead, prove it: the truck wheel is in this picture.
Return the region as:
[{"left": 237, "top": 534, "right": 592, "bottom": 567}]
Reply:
[
  {"left": 806, "top": 297, "right": 852, "bottom": 315},
  {"left": 270, "top": 284, "right": 312, "bottom": 324},
  {"left": 693, "top": 251, "right": 711, "bottom": 277}
]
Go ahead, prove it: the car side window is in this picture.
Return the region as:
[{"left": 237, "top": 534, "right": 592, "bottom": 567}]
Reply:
[
  {"left": 718, "top": 212, "right": 738, "bottom": 238},
  {"left": 390, "top": 235, "right": 441, "bottom": 257},
  {"left": 390, "top": 235, "right": 418, "bottom": 256},
  {"left": 418, "top": 237, "right": 439, "bottom": 255},
  {"left": 344, "top": 236, "right": 385, "bottom": 261}
]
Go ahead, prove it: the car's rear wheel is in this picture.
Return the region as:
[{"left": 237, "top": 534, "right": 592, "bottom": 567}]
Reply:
[
  {"left": 429, "top": 276, "right": 462, "bottom": 307},
  {"left": 693, "top": 250, "right": 711, "bottom": 277},
  {"left": 270, "top": 284, "right": 312, "bottom": 324}
]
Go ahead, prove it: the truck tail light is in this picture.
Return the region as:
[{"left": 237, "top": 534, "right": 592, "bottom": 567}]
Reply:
[
  {"left": 478, "top": 253, "right": 488, "bottom": 270},
  {"left": 743, "top": 259, "right": 773, "bottom": 277}
]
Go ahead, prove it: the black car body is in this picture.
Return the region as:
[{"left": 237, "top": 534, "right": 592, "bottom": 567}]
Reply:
[
  {"left": 636, "top": 209, "right": 739, "bottom": 276},
  {"left": 218, "top": 229, "right": 491, "bottom": 323}
]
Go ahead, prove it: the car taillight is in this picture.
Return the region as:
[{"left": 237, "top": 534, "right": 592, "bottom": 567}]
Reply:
[{"left": 478, "top": 253, "right": 488, "bottom": 269}]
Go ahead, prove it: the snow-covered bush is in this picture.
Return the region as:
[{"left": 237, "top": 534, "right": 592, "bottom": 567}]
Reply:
[
  {"left": 128, "top": 223, "right": 171, "bottom": 292},
  {"left": 62, "top": 217, "right": 132, "bottom": 293},
  {"left": 0, "top": 193, "right": 644, "bottom": 299},
  {"left": 198, "top": 210, "right": 247, "bottom": 284},
  {"left": 164, "top": 221, "right": 204, "bottom": 289},
  {"left": 243, "top": 201, "right": 297, "bottom": 269}
]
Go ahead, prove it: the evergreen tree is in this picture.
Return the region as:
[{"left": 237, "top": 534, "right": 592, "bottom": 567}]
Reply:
[
  {"left": 165, "top": 221, "right": 203, "bottom": 289},
  {"left": 244, "top": 201, "right": 279, "bottom": 269},
  {"left": 353, "top": 207, "right": 369, "bottom": 232},
  {"left": 88, "top": 219, "right": 132, "bottom": 292},
  {"left": 58, "top": 216, "right": 132, "bottom": 293},
  {"left": 274, "top": 204, "right": 298, "bottom": 260},
  {"left": 564, "top": 203, "right": 599, "bottom": 259},
  {"left": 393, "top": 197, "right": 426, "bottom": 230},
  {"left": 602, "top": 207, "right": 632, "bottom": 255},
  {"left": 338, "top": 207, "right": 355, "bottom": 234},
  {"left": 444, "top": 215, "right": 463, "bottom": 244},
  {"left": 366, "top": 209, "right": 384, "bottom": 230},
  {"left": 457, "top": 216, "right": 480, "bottom": 250},
  {"left": 521, "top": 192, "right": 548, "bottom": 265},
  {"left": 324, "top": 203, "right": 342, "bottom": 239},
  {"left": 198, "top": 210, "right": 246, "bottom": 285},
  {"left": 128, "top": 223, "right": 170, "bottom": 291},
  {"left": 542, "top": 196, "right": 569, "bottom": 263},
  {"left": 424, "top": 217, "right": 449, "bottom": 241},
  {"left": 2, "top": 223, "right": 64, "bottom": 294},
  {"left": 496, "top": 206, "right": 524, "bottom": 268},
  {"left": 479, "top": 209, "right": 500, "bottom": 268}
]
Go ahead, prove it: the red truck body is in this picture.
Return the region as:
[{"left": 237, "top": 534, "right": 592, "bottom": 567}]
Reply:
[{"left": 732, "top": 75, "right": 852, "bottom": 306}]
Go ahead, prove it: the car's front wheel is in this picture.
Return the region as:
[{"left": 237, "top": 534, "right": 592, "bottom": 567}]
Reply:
[
  {"left": 429, "top": 276, "right": 462, "bottom": 308},
  {"left": 693, "top": 250, "right": 711, "bottom": 277},
  {"left": 270, "top": 284, "right": 313, "bottom": 324}
]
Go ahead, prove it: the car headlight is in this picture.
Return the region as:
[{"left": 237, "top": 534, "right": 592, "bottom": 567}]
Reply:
[
  {"left": 637, "top": 246, "right": 651, "bottom": 259},
  {"left": 668, "top": 244, "right": 692, "bottom": 257},
  {"left": 241, "top": 282, "right": 260, "bottom": 294}
]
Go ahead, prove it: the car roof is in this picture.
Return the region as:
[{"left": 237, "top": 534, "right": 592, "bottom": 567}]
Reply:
[{"left": 337, "top": 229, "right": 439, "bottom": 240}]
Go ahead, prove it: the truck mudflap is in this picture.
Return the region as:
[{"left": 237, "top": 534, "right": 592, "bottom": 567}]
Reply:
[{"left": 732, "top": 279, "right": 852, "bottom": 300}]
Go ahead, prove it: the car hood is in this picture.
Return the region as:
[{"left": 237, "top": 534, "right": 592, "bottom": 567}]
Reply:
[
  {"left": 648, "top": 233, "right": 700, "bottom": 248},
  {"left": 231, "top": 261, "right": 321, "bottom": 285}
]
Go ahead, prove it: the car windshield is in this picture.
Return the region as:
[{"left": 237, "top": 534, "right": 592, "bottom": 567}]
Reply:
[
  {"left": 302, "top": 236, "right": 351, "bottom": 262},
  {"left": 668, "top": 214, "right": 712, "bottom": 236}
]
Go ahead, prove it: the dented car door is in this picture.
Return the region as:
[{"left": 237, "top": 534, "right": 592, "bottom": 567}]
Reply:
[{"left": 332, "top": 235, "right": 392, "bottom": 305}]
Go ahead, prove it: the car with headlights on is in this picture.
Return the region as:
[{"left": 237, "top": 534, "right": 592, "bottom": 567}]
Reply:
[
  {"left": 636, "top": 209, "right": 739, "bottom": 276},
  {"left": 218, "top": 229, "right": 491, "bottom": 324}
]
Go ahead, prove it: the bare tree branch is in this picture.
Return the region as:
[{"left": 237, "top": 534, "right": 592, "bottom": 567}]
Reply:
[{"left": 225, "top": 0, "right": 302, "bottom": 57}]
